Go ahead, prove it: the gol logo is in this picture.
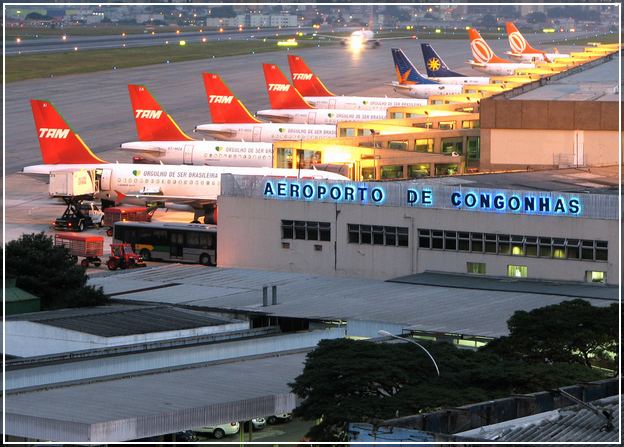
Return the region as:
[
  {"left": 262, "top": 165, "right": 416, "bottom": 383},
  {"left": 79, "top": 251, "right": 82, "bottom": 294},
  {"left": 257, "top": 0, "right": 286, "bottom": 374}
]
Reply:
[
  {"left": 268, "top": 84, "right": 291, "bottom": 92},
  {"left": 208, "top": 95, "right": 233, "bottom": 104},
  {"left": 508, "top": 31, "right": 527, "bottom": 53},
  {"left": 135, "top": 109, "right": 163, "bottom": 119},
  {"left": 292, "top": 73, "right": 313, "bottom": 80},
  {"left": 470, "top": 38, "right": 493, "bottom": 63},
  {"left": 132, "top": 170, "right": 141, "bottom": 176},
  {"left": 38, "top": 128, "right": 70, "bottom": 139}
]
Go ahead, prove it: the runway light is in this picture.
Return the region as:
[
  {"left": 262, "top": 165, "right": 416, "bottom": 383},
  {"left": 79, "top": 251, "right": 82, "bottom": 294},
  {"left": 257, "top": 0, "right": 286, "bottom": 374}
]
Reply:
[
  {"left": 16, "top": 37, "right": 21, "bottom": 43},
  {"left": 122, "top": 32, "right": 126, "bottom": 37},
  {"left": 435, "top": 28, "right": 442, "bottom": 34},
  {"left": 74, "top": 46, "right": 78, "bottom": 51},
  {"left": 165, "top": 40, "right": 169, "bottom": 44},
  {"left": 151, "top": 31, "right": 155, "bottom": 35},
  {"left": 62, "top": 35, "right": 67, "bottom": 40},
  {"left": 201, "top": 37, "right": 207, "bottom": 43},
  {"left": 122, "top": 43, "right": 126, "bottom": 47},
  {"left": 179, "top": 40, "right": 186, "bottom": 46},
  {"left": 219, "top": 28, "right": 224, "bottom": 33},
  {"left": 176, "top": 30, "right": 180, "bottom": 34}
]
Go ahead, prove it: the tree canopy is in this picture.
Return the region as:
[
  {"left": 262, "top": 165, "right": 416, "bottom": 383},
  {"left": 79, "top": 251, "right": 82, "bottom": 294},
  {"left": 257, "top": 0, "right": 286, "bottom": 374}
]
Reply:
[
  {"left": 5, "top": 232, "right": 108, "bottom": 310},
  {"left": 290, "top": 337, "right": 606, "bottom": 441},
  {"left": 482, "top": 299, "right": 618, "bottom": 368}
]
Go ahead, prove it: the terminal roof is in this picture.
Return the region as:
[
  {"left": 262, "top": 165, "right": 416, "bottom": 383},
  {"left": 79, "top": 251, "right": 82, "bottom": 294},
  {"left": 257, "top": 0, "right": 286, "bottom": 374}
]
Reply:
[
  {"left": 8, "top": 304, "right": 235, "bottom": 336},
  {"left": 89, "top": 265, "right": 615, "bottom": 339},
  {"left": 418, "top": 166, "right": 619, "bottom": 195}
]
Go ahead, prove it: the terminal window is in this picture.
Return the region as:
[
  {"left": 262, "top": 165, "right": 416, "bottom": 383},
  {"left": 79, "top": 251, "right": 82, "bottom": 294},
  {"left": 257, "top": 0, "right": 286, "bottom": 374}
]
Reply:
[
  {"left": 281, "top": 220, "right": 330, "bottom": 242},
  {"left": 586, "top": 271, "right": 606, "bottom": 284},
  {"left": 417, "top": 229, "right": 608, "bottom": 262},
  {"left": 348, "top": 224, "right": 408, "bottom": 247},
  {"left": 507, "top": 265, "right": 528, "bottom": 278},
  {"left": 467, "top": 262, "right": 486, "bottom": 275}
]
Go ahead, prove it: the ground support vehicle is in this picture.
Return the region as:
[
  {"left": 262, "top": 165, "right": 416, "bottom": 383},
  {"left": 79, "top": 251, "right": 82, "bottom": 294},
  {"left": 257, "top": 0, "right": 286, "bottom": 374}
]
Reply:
[
  {"left": 54, "top": 233, "right": 104, "bottom": 268},
  {"left": 107, "top": 243, "right": 146, "bottom": 270},
  {"left": 103, "top": 206, "right": 153, "bottom": 236},
  {"left": 54, "top": 196, "right": 101, "bottom": 232}
]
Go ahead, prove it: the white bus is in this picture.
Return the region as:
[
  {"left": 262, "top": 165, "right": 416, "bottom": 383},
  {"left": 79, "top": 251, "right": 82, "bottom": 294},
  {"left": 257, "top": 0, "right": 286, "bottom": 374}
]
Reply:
[{"left": 113, "top": 221, "right": 217, "bottom": 266}]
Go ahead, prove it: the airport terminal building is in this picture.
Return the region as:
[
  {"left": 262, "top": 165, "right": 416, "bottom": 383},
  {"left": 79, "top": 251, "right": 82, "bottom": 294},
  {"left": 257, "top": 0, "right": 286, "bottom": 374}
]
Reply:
[{"left": 217, "top": 170, "right": 618, "bottom": 285}]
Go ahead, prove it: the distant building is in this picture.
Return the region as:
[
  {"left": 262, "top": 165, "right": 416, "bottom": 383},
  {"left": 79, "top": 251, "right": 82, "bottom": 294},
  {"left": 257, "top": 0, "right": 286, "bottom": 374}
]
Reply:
[{"left": 136, "top": 13, "right": 165, "bottom": 24}]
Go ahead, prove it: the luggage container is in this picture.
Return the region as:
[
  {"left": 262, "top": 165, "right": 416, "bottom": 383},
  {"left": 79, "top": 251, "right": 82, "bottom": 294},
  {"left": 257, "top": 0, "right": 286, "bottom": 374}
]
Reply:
[
  {"left": 54, "top": 232, "right": 104, "bottom": 268},
  {"left": 103, "top": 206, "right": 152, "bottom": 236}
]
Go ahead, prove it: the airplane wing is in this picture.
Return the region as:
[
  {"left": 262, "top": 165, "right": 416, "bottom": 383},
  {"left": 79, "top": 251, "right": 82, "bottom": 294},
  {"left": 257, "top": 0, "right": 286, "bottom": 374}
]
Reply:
[
  {"left": 254, "top": 113, "right": 292, "bottom": 123},
  {"left": 193, "top": 128, "right": 237, "bottom": 139},
  {"left": 387, "top": 82, "right": 413, "bottom": 91},
  {"left": 118, "top": 145, "right": 166, "bottom": 154},
  {"left": 117, "top": 190, "right": 216, "bottom": 208}
]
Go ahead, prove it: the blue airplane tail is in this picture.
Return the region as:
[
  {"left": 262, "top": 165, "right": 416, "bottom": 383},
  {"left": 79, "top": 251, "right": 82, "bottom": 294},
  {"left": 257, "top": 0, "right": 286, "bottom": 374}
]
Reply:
[
  {"left": 391, "top": 48, "right": 437, "bottom": 85},
  {"left": 421, "top": 43, "right": 465, "bottom": 78}
]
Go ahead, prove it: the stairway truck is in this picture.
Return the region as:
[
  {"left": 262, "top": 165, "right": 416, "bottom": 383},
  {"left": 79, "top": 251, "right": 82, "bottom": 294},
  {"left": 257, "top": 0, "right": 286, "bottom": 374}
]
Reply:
[{"left": 49, "top": 169, "right": 98, "bottom": 198}]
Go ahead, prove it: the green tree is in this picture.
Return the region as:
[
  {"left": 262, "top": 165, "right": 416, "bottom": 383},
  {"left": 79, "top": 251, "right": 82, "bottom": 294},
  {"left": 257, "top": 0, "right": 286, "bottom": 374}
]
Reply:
[
  {"left": 483, "top": 299, "right": 618, "bottom": 368},
  {"left": 5, "top": 232, "right": 108, "bottom": 310},
  {"left": 290, "top": 338, "right": 606, "bottom": 441}
]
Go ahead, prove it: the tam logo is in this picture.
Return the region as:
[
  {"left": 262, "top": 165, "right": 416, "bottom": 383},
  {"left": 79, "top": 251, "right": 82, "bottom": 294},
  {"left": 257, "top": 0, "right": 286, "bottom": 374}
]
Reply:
[
  {"left": 134, "top": 109, "right": 163, "bottom": 119},
  {"left": 268, "top": 83, "right": 291, "bottom": 92},
  {"left": 208, "top": 95, "right": 234, "bottom": 104},
  {"left": 292, "top": 73, "right": 313, "bottom": 80},
  {"left": 38, "top": 128, "right": 70, "bottom": 139}
]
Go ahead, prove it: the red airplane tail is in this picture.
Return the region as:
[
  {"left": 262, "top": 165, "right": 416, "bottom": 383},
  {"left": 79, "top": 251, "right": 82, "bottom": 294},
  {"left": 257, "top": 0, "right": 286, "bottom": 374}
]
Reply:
[
  {"left": 468, "top": 28, "right": 510, "bottom": 64},
  {"left": 127, "top": 85, "right": 193, "bottom": 141},
  {"left": 262, "top": 63, "right": 313, "bottom": 109},
  {"left": 287, "top": 55, "right": 334, "bottom": 97},
  {"left": 506, "top": 22, "right": 542, "bottom": 54},
  {"left": 202, "top": 73, "right": 261, "bottom": 124},
  {"left": 30, "top": 99, "right": 105, "bottom": 164}
]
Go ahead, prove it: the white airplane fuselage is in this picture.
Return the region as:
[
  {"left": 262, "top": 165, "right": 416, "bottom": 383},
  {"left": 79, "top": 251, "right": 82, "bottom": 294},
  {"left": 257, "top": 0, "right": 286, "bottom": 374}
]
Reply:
[
  {"left": 22, "top": 163, "right": 347, "bottom": 206},
  {"left": 194, "top": 123, "right": 336, "bottom": 142},
  {"left": 426, "top": 76, "right": 490, "bottom": 85},
  {"left": 391, "top": 81, "right": 464, "bottom": 99},
  {"left": 303, "top": 96, "right": 427, "bottom": 110},
  {"left": 120, "top": 140, "right": 274, "bottom": 167},
  {"left": 255, "top": 108, "right": 386, "bottom": 124},
  {"left": 468, "top": 61, "right": 535, "bottom": 76},
  {"left": 506, "top": 52, "right": 570, "bottom": 62}
]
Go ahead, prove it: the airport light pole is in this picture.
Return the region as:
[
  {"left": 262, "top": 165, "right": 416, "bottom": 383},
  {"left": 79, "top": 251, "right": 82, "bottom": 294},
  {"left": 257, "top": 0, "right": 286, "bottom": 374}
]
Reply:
[{"left": 377, "top": 330, "right": 440, "bottom": 377}]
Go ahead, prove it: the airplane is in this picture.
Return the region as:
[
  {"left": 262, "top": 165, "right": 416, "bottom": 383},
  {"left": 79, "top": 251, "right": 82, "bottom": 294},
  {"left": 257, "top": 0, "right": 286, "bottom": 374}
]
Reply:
[
  {"left": 256, "top": 63, "right": 388, "bottom": 124},
  {"left": 287, "top": 54, "right": 427, "bottom": 109},
  {"left": 22, "top": 99, "right": 348, "bottom": 223},
  {"left": 123, "top": 84, "right": 273, "bottom": 167},
  {"left": 316, "top": 28, "right": 413, "bottom": 50},
  {"left": 389, "top": 48, "right": 464, "bottom": 99},
  {"left": 467, "top": 28, "right": 535, "bottom": 76},
  {"left": 195, "top": 73, "right": 337, "bottom": 142},
  {"left": 420, "top": 43, "right": 491, "bottom": 85},
  {"left": 505, "top": 22, "right": 570, "bottom": 62}
]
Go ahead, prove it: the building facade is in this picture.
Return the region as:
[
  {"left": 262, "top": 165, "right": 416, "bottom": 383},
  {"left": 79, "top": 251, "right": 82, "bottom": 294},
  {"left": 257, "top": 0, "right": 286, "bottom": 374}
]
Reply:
[{"left": 217, "top": 175, "right": 618, "bottom": 285}]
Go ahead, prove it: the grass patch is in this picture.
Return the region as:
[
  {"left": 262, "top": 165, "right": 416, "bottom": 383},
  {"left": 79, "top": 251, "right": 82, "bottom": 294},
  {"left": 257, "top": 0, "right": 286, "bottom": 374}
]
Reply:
[
  {"left": 546, "top": 32, "right": 620, "bottom": 46},
  {"left": 6, "top": 39, "right": 337, "bottom": 83},
  {"left": 6, "top": 25, "right": 199, "bottom": 40}
]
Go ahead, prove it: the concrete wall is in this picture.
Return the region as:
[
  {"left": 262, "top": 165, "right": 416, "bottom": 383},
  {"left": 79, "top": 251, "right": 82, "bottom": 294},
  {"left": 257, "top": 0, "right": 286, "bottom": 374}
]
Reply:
[
  {"left": 217, "top": 197, "right": 618, "bottom": 284},
  {"left": 483, "top": 129, "right": 618, "bottom": 168}
]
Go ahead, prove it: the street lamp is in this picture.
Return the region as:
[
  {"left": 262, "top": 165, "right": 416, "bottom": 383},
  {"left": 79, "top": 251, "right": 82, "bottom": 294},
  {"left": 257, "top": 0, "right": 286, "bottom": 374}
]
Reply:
[{"left": 378, "top": 330, "right": 440, "bottom": 377}]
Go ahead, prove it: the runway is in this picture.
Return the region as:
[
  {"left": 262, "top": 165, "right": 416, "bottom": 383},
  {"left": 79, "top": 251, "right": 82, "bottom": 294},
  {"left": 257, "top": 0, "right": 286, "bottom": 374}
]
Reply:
[{"left": 4, "top": 35, "right": 581, "bottom": 174}]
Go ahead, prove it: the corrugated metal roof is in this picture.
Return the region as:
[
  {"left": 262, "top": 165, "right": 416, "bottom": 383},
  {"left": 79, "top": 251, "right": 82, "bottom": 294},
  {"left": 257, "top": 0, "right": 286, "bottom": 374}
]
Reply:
[
  {"left": 460, "top": 395, "right": 620, "bottom": 442},
  {"left": 89, "top": 265, "right": 613, "bottom": 338},
  {"left": 8, "top": 304, "right": 235, "bottom": 337},
  {"left": 6, "top": 351, "right": 305, "bottom": 442}
]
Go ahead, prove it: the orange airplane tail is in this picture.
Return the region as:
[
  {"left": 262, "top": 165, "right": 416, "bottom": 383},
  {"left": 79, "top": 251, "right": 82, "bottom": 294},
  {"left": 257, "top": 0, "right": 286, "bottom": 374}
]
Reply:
[
  {"left": 202, "top": 73, "right": 261, "bottom": 124},
  {"left": 262, "top": 63, "right": 314, "bottom": 109},
  {"left": 506, "top": 22, "right": 543, "bottom": 54},
  {"left": 30, "top": 99, "right": 105, "bottom": 164},
  {"left": 468, "top": 28, "right": 510, "bottom": 63},
  {"left": 127, "top": 85, "right": 193, "bottom": 141},
  {"left": 287, "top": 54, "right": 334, "bottom": 97}
]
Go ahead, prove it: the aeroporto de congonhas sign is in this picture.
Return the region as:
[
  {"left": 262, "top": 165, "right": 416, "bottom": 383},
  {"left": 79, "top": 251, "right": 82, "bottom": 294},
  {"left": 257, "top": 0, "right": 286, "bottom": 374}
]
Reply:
[{"left": 262, "top": 179, "right": 584, "bottom": 217}]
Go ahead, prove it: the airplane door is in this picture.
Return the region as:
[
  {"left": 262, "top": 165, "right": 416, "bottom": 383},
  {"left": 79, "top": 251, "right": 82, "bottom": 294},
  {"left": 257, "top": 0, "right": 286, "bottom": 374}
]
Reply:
[
  {"left": 169, "top": 231, "right": 184, "bottom": 259},
  {"left": 308, "top": 111, "right": 316, "bottom": 124},
  {"left": 99, "top": 169, "right": 112, "bottom": 191},
  {"left": 252, "top": 126, "right": 262, "bottom": 142},
  {"left": 329, "top": 98, "right": 336, "bottom": 109},
  {"left": 183, "top": 144, "right": 193, "bottom": 165}
]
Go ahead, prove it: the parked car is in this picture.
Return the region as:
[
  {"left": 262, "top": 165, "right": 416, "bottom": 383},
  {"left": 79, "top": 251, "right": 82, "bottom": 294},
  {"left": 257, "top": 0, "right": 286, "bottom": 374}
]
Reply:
[
  {"left": 267, "top": 413, "right": 292, "bottom": 424},
  {"left": 243, "top": 417, "right": 266, "bottom": 431},
  {"left": 194, "top": 422, "right": 240, "bottom": 439}
]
